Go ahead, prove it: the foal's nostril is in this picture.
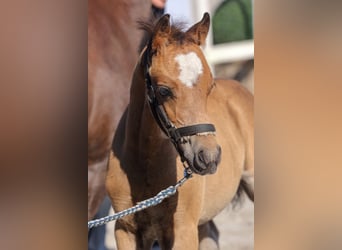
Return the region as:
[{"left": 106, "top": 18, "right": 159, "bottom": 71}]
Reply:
[
  {"left": 198, "top": 150, "right": 205, "bottom": 163},
  {"left": 193, "top": 144, "right": 222, "bottom": 173},
  {"left": 197, "top": 147, "right": 221, "bottom": 164}
]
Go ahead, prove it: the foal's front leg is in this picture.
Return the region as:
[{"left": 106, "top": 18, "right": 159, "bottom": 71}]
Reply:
[
  {"left": 115, "top": 221, "right": 155, "bottom": 250},
  {"left": 114, "top": 221, "right": 136, "bottom": 250},
  {"left": 159, "top": 222, "right": 199, "bottom": 250}
]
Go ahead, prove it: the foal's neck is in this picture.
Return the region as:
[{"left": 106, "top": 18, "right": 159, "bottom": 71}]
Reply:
[{"left": 125, "top": 62, "right": 176, "bottom": 162}]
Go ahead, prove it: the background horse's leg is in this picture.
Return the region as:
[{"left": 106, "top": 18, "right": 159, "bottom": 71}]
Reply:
[
  {"left": 88, "top": 196, "right": 111, "bottom": 250},
  {"left": 88, "top": 157, "right": 108, "bottom": 220},
  {"left": 198, "top": 220, "right": 219, "bottom": 250}
]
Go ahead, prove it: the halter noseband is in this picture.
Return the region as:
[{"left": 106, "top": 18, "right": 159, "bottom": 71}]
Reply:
[{"left": 143, "top": 49, "right": 216, "bottom": 163}]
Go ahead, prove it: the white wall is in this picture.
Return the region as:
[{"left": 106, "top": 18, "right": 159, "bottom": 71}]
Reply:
[{"left": 165, "top": 0, "right": 193, "bottom": 27}]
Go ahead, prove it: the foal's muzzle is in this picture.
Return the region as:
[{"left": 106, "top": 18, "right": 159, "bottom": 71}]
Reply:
[
  {"left": 193, "top": 145, "right": 221, "bottom": 174},
  {"left": 178, "top": 135, "right": 221, "bottom": 175}
]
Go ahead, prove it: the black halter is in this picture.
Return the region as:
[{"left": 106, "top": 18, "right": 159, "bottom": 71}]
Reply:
[{"left": 143, "top": 48, "right": 216, "bottom": 162}]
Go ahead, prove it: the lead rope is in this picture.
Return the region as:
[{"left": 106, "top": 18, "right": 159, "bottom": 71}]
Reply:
[{"left": 88, "top": 167, "right": 193, "bottom": 229}]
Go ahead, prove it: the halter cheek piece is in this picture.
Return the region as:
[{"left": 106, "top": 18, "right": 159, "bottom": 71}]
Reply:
[{"left": 143, "top": 51, "right": 216, "bottom": 167}]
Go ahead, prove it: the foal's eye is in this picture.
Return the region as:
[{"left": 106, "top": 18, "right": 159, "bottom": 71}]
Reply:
[{"left": 157, "top": 86, "right": 173, "bottom": 98}]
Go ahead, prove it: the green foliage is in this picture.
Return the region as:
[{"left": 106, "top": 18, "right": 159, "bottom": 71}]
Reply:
[{"left": 213, "top": 0, "right": 253, "bottom": 44}]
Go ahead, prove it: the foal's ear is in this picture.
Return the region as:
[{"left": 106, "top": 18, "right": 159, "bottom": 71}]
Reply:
[
  {"left": 186, "top": 12, "right": 210, "bottom": 46},
  {"left": 153, "top": 14, "right": 171, "bottom": 38},
  {"left": 152, "top": 14, "right": 171, "bottom": 50}
]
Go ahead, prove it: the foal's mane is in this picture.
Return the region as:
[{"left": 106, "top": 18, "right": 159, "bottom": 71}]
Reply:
[
  {"left": 138, "top": 18, "right": 195, "bottom": 46},
  {"left": 138, "top": 17, "right": 196, "bottom": 67}
]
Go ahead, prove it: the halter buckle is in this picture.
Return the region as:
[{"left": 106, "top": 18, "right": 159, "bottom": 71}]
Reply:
[{"left": 168, "top": 127, "right": 182, "bottom": 142}]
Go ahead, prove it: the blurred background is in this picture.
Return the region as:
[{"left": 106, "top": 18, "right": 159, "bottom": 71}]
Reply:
[{"left": 3, "top": 0, "right": 341, "bottom": 250}]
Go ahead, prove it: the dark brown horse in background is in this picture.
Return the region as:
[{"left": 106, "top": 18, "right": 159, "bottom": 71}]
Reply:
[{"left": 88, "top": 0, "right": 151, "bottom": 220}]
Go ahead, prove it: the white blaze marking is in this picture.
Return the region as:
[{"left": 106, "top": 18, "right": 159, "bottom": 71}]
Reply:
[{"left": 174, "top": 52, "right": 203, "bottom": 87}]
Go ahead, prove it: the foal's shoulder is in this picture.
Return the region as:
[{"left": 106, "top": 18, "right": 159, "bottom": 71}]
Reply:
[
  {"left": 210, "top": 79, "right": 253, "bottom": 133},
  {"left": 212, "top": 79, "right": 253, "bottom": 103}
]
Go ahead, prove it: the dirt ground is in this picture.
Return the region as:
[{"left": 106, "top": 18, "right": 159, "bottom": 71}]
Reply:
[{"left": 104, "top": 195, "right": 254, "bottom": 250}]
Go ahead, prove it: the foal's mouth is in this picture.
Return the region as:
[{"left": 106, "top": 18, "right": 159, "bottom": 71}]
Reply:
[
  {"left": 192, "top": 160, "right": 219, "bottom": 175},
  {"left": 179, "top": 142, "right": 221, "bottom": 175}
]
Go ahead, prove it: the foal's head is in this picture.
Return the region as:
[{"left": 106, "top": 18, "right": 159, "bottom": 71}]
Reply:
[{"left": 142, "top": 13, "right": 221, "bottom": 175}]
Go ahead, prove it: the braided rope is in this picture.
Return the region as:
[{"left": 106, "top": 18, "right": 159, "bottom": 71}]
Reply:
[{"left": 88, "top": 169, "right": 192, "bottom": 229}]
